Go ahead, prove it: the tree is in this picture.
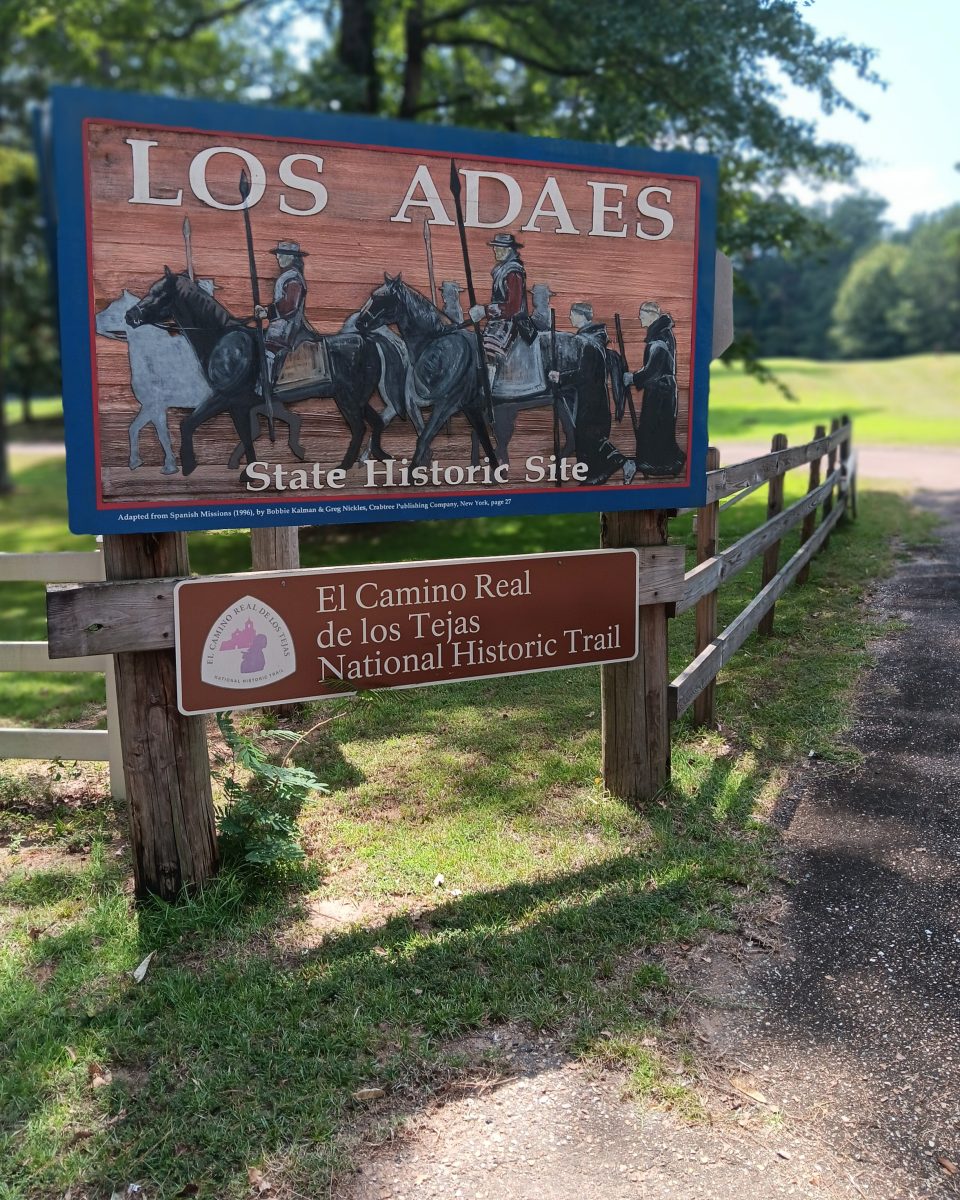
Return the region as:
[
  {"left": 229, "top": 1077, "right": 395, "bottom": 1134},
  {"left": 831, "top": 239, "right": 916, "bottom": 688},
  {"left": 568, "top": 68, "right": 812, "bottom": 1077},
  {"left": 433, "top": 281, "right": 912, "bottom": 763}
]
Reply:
[
  {"left": 0, "top": 0, "right": 880, "bottom": 408},
  {"left": 830, "top": 204, "right": 960, "bottom": 359},
  {"left": 896, "top": 206, "right": 960, "bottom": 354},
  {"left": 301, "top": 0, "right": 880, "bottom": 261},
  {"left": 831, "top": 242, "right": 908, "bottom": 359},
  {"left": 0, "top": 0, "right": 291, "bottom": 441},
  {"left": 735, "top": 192, "right": 889, "bottom": 358}
]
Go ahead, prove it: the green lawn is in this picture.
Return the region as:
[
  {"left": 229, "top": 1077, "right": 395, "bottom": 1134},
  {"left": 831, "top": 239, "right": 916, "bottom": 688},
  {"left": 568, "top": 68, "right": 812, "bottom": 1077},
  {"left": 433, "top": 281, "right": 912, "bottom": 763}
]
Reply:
[
  {"left": 710, "top": 354, "right": 960, "bottom": 446},
  {"left": 0, "top": 440, "right": 938, "bottom": 1197}
]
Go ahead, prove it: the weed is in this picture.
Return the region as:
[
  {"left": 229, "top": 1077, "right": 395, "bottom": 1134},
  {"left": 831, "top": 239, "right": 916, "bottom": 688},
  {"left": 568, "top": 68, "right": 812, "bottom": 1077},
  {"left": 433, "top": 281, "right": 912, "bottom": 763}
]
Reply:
[{"left": 215, "top": 712, "right": 327, "bottom": 877}]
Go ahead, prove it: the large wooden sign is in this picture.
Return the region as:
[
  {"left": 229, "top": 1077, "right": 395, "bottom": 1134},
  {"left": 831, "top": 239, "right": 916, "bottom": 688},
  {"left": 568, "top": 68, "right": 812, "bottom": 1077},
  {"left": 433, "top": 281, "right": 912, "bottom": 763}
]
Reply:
[
  {"left": 53, "top": 87, "right": 717, "bottom": 534},
  {"left": 174, "top": 549, "right": 642, "bottom": 714}
]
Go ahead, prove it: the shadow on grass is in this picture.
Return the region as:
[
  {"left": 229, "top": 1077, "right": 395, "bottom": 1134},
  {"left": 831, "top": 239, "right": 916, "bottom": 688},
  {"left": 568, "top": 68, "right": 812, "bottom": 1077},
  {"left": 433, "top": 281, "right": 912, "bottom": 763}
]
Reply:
[{"left": 0, "top": 754, "right": 765, "bottom": 1198}]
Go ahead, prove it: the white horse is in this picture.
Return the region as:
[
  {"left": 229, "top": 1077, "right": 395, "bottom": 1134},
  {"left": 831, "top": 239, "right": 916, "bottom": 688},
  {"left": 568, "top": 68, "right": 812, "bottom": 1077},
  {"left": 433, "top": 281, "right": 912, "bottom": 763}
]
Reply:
[{"left": 96, "top": 288, "right": 216, "bottom": 474}]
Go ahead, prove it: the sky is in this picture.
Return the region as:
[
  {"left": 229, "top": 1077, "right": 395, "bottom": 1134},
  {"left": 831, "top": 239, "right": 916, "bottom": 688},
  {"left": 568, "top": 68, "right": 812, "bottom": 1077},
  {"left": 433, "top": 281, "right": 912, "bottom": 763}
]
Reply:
[{"left": 783, "top": 0, "right": 960, "bottom": 226}]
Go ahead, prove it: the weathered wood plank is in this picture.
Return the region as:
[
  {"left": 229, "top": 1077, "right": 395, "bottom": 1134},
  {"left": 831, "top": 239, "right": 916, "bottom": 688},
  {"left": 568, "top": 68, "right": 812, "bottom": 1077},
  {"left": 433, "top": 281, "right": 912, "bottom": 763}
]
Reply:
[
  {"left": 102, "top": 533, "right": 218, "bottom": 902},
  {"left": 0, "top": 641, "right": 111, "bottom": 673},
  {"left": 0, "top": 551, "right": 104, "bottom": 583},
  {"left": 0, "top": 727, "right": 110, "bottom": 761},
  {"left": 251, "top": 526, "right": 300, "bottom": 573},
  {"left": 48, "top": 548, "right": 687, "bottom": 660},
  {"left": 675, "top": 467, "right": 841, "bottom": 616},
  {"left": 601, "top": 509, "right": 671, "bottom": 805},
  {"left": 705, "top": 425, "right": 847, "bottom": 505},
  {"left": 47, "top": 579, "right": 179, "bottom": 658},
  {"left": 669, "top": 496, "right": 846, "bottom": 719},
  {"left": 758, "top": 434, "right": 788, "bottom": 637},
  {"left": 692, "top": 447, "right": 720, "bottom": 728}
]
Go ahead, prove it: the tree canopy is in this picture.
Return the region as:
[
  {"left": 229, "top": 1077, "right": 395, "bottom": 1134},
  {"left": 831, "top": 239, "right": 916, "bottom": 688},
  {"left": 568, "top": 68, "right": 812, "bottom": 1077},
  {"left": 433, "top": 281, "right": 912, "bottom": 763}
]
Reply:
[
  {"left": 831, "top": 206, "right": 960, "bottom": 359},
  {"left": 1, "top": 0, "right": 881, "bottom": 409}
]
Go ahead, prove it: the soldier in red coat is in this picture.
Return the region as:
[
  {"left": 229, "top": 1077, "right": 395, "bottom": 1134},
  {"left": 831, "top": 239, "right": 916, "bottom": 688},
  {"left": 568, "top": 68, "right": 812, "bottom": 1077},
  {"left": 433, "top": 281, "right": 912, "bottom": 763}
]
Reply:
[{"left": 468, "top": 233, "right": 532, "bottom": 367}]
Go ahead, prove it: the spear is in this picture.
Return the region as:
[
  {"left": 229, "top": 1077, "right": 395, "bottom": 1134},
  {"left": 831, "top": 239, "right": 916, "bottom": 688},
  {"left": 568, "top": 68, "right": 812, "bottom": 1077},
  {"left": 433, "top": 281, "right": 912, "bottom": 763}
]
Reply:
[
  {"left": 423, "top": 217, "right": 438, "bottom": 308},
  {"left": 239, "top": 168, "right": 275, "bottom": 442},
  {"left": 182, "top": 216, "right": 195, "bottom": 281},
  {"left": 550, "top": 307, "right": 562, "bottom": 488},
  {"left": 614, "top": 312, "right": 638, "bottom": 435},
  {"left": 449, "top": 158, "right": 496, "bottom": 438}
]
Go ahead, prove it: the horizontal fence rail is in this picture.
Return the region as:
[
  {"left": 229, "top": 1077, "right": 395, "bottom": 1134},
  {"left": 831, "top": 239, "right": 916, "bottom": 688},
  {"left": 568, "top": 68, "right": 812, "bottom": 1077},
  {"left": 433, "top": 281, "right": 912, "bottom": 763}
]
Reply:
[
  {"left": 0, "top": 547, "right": 124, "bottom": 797},
  {"left": 670, "top": 418, "right": 856, "bottom": 726}
]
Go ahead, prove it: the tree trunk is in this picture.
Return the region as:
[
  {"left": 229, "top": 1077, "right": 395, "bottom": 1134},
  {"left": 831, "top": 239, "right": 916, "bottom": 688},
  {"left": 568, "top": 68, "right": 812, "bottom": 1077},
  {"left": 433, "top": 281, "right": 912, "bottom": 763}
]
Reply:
[
  {"left": 400, "top": 0, "right": 425, "bottom": 120},
  {"left": 339, "top": 0, "right": 380, "bottom": 113}
]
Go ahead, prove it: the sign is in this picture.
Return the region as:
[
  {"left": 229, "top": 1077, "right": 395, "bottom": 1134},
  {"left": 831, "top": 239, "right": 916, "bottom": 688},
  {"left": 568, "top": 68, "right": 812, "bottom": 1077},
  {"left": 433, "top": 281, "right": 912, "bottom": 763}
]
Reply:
[
  {"left": 53, "top": 86, "right": 717, "bottom": 535},
  {"left": 174, "top": 549, "right": 640, "bottom": 714}
]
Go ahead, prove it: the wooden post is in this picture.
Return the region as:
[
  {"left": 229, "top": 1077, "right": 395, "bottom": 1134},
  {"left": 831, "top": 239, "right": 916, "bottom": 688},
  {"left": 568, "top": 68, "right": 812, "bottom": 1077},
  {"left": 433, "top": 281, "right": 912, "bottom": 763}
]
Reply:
[
  {"left": 251, "top": 527, "right": 301, "bottom": 717},
  {"left": 758, "top": 433, "right": 788, "bottom": 637},
  {"left": 823, "top": 417, "right": 840, "bottom": 545},
  {"left": 251, "top": 526, "right": 300, "bottom": 573},
  {"left": 797, "top": 424, "right": 826, "bottom": 585},
  {"left": 692, "top": 447, "right": 720, "bottom": 728},
  {"left": 601, "top": 509, "right": 671, "bottom": 805},
  {"left": 839, "top": 413, "right": 852, "bottom": 522},
  {"left": 103, "top": 533, "right": 218, "bottom": 902}
]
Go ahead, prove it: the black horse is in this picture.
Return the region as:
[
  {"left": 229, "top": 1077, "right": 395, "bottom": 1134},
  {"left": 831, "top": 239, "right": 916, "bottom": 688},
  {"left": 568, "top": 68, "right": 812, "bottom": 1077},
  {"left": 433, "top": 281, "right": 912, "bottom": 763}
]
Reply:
[
  {"left": 356, "top": 274, "right": 501, "bottom": 469},
  {"left": 356, "top": 274, "right": 610, "bottom": 472},
  {"left": 126, "top": 268, "right": 394, "bottom": 475}
]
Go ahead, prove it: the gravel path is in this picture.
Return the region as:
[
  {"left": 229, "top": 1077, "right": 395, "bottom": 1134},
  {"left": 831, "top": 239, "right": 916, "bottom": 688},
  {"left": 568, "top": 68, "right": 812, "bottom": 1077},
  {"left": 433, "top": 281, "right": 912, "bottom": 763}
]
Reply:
[{"left": 340, "top": 490, "right": 960, "bottom": 1199}]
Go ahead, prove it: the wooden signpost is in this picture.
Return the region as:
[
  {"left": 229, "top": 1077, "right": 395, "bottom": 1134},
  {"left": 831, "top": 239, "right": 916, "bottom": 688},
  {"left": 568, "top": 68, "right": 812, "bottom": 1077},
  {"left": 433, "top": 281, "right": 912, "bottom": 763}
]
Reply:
[{"left": 47, "top": 85, "right": 718, "bottom": 899}]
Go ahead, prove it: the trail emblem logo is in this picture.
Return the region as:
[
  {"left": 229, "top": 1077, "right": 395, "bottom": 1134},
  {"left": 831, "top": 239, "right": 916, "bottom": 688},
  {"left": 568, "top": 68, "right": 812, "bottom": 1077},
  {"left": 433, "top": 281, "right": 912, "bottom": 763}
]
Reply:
[{"left": 200, "top": 595, "right": 296, "bottom": 690}]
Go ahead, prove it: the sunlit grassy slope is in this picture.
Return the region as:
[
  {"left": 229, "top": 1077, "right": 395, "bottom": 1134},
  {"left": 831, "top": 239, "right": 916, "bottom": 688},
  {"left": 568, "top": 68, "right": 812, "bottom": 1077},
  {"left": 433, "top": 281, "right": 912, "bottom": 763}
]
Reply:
[{"left": 709, "top": 354, "right": 960, "bottom": 446}]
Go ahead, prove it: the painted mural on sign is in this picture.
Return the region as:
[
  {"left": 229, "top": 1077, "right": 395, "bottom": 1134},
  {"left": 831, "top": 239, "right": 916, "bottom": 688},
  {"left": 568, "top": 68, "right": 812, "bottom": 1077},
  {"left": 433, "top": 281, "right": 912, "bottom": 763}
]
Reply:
[{"left": 54, "top": 87, "right": 716, "bottom": 532}]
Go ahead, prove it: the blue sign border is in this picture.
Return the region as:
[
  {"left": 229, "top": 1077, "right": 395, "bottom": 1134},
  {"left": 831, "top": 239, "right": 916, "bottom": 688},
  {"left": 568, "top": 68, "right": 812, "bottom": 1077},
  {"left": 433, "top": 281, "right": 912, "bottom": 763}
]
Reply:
[{"left": 52, "top": 85, "right": 716, "bottom": 535}]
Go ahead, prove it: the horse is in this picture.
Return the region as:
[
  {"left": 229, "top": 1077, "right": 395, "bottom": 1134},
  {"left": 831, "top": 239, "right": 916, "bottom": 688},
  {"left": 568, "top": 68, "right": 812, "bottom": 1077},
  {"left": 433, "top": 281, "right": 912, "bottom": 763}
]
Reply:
[
  {"left": 125, "top": 268, "right": 395, "bottom": 476},
  {"left": 356, "top": 274, "right": 589, "bottom": 469},
  {"left": 95, "top": 288, "right": 305, "bottom": 474}
]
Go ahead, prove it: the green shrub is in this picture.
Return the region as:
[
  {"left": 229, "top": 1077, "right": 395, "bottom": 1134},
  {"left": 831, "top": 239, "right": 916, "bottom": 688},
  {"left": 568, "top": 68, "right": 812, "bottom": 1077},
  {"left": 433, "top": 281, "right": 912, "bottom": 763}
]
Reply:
[{"left": 215, "top": 711, "right": 327, "bottom": 875}]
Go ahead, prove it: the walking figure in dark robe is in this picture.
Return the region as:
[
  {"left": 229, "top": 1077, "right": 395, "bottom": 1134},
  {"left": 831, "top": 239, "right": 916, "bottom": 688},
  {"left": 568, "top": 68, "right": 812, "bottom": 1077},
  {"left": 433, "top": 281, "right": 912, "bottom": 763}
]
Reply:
[
  {"left": 623, "top": 301, "right": 687, "bottom": 477},
  {"left": 549, "top": 302, "right": 635, "bottom": 486}
]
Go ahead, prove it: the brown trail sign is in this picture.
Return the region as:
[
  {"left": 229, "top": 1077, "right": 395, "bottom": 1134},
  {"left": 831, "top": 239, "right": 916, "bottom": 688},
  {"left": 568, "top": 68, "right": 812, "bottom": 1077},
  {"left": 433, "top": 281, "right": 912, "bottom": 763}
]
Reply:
[{"left": 174, "top": 549, "right": 660, "bottom": 715}]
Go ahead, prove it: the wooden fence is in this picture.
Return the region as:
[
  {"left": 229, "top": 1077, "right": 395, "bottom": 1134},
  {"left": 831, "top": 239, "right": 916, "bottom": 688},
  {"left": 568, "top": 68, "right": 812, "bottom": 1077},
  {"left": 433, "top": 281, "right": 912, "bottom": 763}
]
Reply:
[
  {"left": 670, "top": 416, "right": 857, "bottom": 728},
  {"left": 0, "top": 547, "right": 125, "bottom": 798}
]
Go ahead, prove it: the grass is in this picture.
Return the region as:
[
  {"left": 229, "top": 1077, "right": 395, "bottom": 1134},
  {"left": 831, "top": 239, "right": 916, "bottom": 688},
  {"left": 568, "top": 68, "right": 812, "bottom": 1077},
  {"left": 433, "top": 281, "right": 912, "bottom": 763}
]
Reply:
[
  {"left": 710, "top": 354, "right": 960, "bottom": 446},
  {"left": 0, "top": 435, "right": 938, "bottom": 1197}
]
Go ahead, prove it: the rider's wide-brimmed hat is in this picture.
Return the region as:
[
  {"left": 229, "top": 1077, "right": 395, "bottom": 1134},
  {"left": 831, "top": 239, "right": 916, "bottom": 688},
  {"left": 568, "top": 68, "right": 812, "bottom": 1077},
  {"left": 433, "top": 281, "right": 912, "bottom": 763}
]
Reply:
[
  {"left": 270, "top": 239, "right": 309, "bottom": 256},
  {"left": 487, "top": 232, "right": 523, "bottom": 250}
]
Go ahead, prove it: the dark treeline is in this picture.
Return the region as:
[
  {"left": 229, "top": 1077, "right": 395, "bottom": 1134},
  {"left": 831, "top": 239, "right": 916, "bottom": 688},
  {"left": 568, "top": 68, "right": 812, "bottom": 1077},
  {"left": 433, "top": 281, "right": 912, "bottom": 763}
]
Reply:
[{"left": 736, "top": 194, "right": 960, "bottom": 360}]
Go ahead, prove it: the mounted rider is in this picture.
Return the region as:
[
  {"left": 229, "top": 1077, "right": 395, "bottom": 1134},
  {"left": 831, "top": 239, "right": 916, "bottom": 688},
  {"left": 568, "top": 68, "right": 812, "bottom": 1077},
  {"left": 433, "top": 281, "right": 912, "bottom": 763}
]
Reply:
[
  {"left": 468, "top": 233, "right": 537, "bottom": 370},
  {"left": 253, "top": 239, "right": 310, "bottom": 383}
]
